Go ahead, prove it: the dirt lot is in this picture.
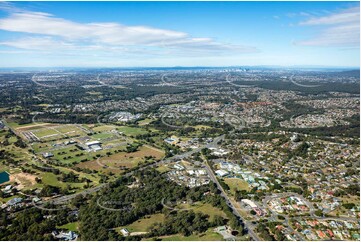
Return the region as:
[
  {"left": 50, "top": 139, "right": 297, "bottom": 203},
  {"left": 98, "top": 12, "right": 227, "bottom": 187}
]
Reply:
[{"left": 10, "top": 172, "right": 37, "bottom": 190}]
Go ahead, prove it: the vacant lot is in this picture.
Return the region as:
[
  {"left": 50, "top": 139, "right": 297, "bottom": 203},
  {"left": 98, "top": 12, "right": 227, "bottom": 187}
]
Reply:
[
  {"left": 175, "top": 202, "right": 227, "bottom": 222},
  {"left": 123, "top": 214, "right": 165, "bottom": 232},
  {"left": 224, "top": 178, "right": 250, "bottom": 193},
  {"left": 10, "top": 172, "right": 37, "bottom": 190}
]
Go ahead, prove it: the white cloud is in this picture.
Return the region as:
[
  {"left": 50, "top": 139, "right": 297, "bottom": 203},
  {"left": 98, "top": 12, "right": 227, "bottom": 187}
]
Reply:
[
  {"left": 0, "top": 10, "right": 257, "bottom": 55},
  {"left": 299, "top": 7, "right": 359, "bottom": 25},
  {"left": 296, "top": 6, "right": 360, "bottom": 47}
]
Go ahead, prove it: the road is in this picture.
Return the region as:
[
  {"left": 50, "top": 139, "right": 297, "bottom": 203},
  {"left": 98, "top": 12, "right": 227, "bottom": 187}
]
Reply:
[
  {"left": 203, "top": 155, "right": 261, "bottom": 241},
  {"left": 51, "top": 184, "right": 107, "bottom": 205}
]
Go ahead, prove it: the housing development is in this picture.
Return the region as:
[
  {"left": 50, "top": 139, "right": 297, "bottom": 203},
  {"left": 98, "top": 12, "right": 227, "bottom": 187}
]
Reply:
[{"left": 0, "top": 67, "right": 359, "bottom": 241}]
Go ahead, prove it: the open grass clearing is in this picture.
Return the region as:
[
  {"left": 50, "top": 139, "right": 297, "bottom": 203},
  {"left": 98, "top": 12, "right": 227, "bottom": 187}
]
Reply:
[
  {"left": 155, "top": 164, "right": 170, "bottom": 173},
  {"left": 91, "top": 133, "right": 115, "bottom": 140},
  {"left": 121, "top": 214, "right": 165, "bottom": 233},
  {"left": 93, "top": 125, "right": 118, "bottom": 132},
  {"left": 116, "top": 126, "right": 148, "bottom": 136},
  {"left": 76, "top": 145, "right": 164, "bottom": 173},
  {"left": 224, "top": 178, "right": 250, "bottom": 193},
  {"left": 57, "top": 222, "right": 79, "bottom": 232},
  {"left": 15, "top": 123, "right": 58, "bottom": 131},
  {"left": 32, "top": 128, "right": 59, "bottom": 138},
  {"left": 151, "top": 228, "right": 223, "bottom": 241},
  {"left": 138, "top": 118, "right": 154, "bottom": 126},
  {"left": 175, "top": 202, "right": 227, "bottom": 222}
]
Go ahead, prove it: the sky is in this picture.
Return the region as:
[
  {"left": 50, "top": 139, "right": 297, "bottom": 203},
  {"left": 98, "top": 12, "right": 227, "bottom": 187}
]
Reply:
[{"left": 0, "top": 1, "right": 359, "bottom": 68}]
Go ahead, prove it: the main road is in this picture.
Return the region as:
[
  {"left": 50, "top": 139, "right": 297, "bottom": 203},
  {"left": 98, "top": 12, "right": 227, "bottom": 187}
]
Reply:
[{"left": 203, "top": 155, "right": 261, "bottom": 241}]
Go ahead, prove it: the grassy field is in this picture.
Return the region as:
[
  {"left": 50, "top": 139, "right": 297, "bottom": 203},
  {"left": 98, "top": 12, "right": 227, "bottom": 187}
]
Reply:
[
  {"left": 29, "top": 124, "right": 87, "bottom": 140},
  {"left": 41, "top": 172, "right": 62, "bottom": 187},
  {"left": 91, "top": 133, "right": 114, "bottom": 139},
  {"left": 57, "top": 222, "right": 79, "bottom": 232},
  {"left": 155, "top": 164, "right": 171, "bottom": 173},
  {"left": 123, "top": 214, "right": 165, "bottom": 232},
  {"left": 41, "top": 172, "right": 86, "bottom": 190},
  {"left": 54, "top": 125, "right": 86, "bottom": 136},
  {"left": 193, "top": 125, "right": 212, "bottom": 130},
  {"left": 7, "top": 122, "right": 46, "bottom": 129},
  {"left": 93, "top": 125, "right": 117, "bottom": 132},
  {"left": 152, "top": 228, "right": 223, "bottom": 241},
  {"left": 116, "top": 126, "right": 148, "bottom": 136},
  {"left": 138, "top": 118, "right": 154, "bottom": 126},
  {"left": 32, "top": 143, "right": 52, "bottom": 153},
  {"left": 32, "top": 128, "right": 59, "bottom": 138},
  {"left": 175, "top": 202, "right": 227, "bottom": 222},
  {"left": 50, "top": 146, "right": 90, "bottom": 165},
  {"left": 77, "top": 145, "right": 164, "bottom": 173},
  {"left": 224, "top": 178, "right": 250, "bottom": 194}
]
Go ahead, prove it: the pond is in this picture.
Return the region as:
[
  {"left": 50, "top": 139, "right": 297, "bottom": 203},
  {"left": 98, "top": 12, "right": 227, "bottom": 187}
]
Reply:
[{"left": 0, "top": 171, "right": 10, "bottom": 184}]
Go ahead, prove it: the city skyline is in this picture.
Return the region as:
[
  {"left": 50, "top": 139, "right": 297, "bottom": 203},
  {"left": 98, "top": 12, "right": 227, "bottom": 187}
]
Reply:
[{"left": 0, "top": 1, "right": 359, "bottom": 68}]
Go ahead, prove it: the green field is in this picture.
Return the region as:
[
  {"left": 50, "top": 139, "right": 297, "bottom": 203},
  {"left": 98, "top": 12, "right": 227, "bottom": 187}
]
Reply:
[
  {"left": 91, "top": 133, "right": 114, "bottom": 139},
  {"left": 152, "top": 229, "right": 223, "bottom": 241},
  {"left": 41, "top": 172, "right": 86, "bottom": 190},
  {"left": 176, "top": 202, "right": 227, "bottom": 222},
  {"left": 116, "top": 126, "right": 148, "bottom": 136},
  {"left": 122, "top": 214, "right": 165, "bottom": 232},
  {"left": 93, "top": 125, "right": 117, "bottom": 132},
  {"left": 57, "top": 222, "right": 79, "bottom": 232},
  {"left": 32, "top": 128, "right": 59, "bottom": 138},
  {"left": 138, "top": 118, "right": 154, "bottom": 126},
  {"left": 155, "top": 164, "right": 171, "bottom": 173},
  {"left": 224, "top": 178, "right": 250, "bottom": 193}
]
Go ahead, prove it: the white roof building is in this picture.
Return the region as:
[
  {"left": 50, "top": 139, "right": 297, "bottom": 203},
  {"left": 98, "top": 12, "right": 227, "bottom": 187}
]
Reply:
[
  {"left": 215, "top": 170, "right": 229, "bottom": 177},
  {"left": 86, "top": 141, "right": 101, "bottom": 146},
  {"left": 241, "top": 199, "right": 257, "bottom": 208}
]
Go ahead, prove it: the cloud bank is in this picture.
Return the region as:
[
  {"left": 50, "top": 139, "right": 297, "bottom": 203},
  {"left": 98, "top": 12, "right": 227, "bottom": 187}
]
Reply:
[
  {"left": 0, "top": 10, "right": 257, "bottom": 56},
  {"left": 296, "top": 6, "right": 360, "bottom": 47}
]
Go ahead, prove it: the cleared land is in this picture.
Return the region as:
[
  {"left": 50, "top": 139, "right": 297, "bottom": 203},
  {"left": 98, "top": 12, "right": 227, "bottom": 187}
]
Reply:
[
  {"left": 224, "top": 178, "right": 250, "bottom": 194},
  {"left": 174, "top": 202, "right": 227, "bottom": 222},
  {"left": 122, "top": 214, "right": 165, "bottom": 233},
  {"left": 151, "top": 229, "right": 223, "bottom": 241}
]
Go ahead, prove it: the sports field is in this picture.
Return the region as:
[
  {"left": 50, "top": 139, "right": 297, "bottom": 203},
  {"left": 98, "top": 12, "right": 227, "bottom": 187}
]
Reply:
[
  {"left": 116, "top": 126, "right": 148, "bottom": 136},
  {"left": 19, "top": 124, "right": 88, "bottom": 142}
]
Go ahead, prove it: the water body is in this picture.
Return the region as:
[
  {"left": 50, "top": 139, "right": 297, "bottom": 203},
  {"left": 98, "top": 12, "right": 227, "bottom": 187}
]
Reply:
[{"left": 0, "top": 171, "right": 10, "bottom": 184}]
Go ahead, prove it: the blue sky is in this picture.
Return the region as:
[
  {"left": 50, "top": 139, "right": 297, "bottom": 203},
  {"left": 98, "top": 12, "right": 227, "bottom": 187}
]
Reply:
[{"left": 0, "top": 1, "right": 359, "bottom": 67}]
